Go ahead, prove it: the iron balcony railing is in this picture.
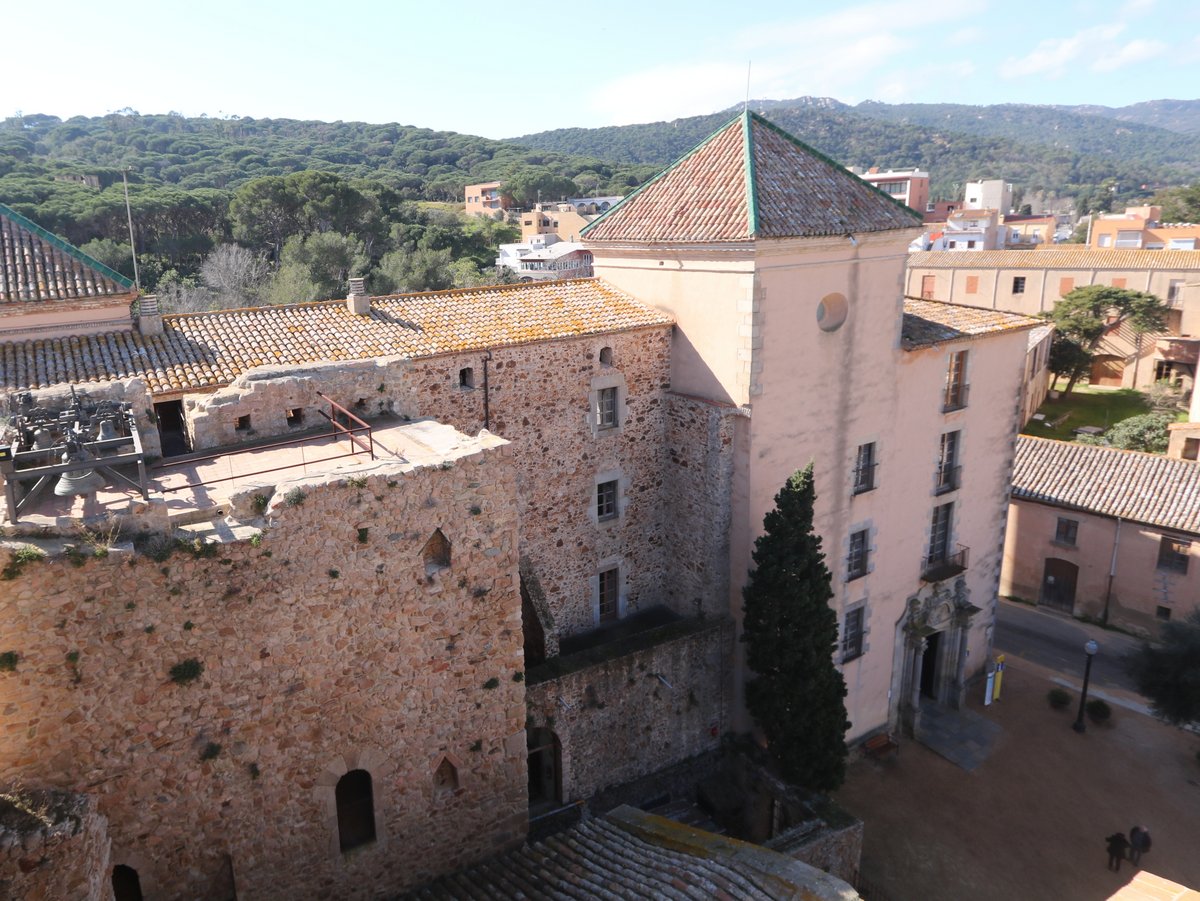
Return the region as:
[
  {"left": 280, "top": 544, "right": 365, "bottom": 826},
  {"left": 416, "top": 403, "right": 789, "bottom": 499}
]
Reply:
[
  {"left": 934, "top": 464, "right": 961, "bottom": 495},
  {"left": 921, "top": 544, "right": 969, "bottom": 582},
  {"left": 852, "top": 462, "right": 878, "bottom": 495},
  {"left": 942, "top": 383, "right": 970, "bottom": 413}
]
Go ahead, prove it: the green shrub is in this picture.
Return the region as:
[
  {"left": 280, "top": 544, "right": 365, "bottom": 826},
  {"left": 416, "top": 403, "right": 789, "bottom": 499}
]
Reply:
[
  {"left": 251, "top": 494, "right": 269, "bottom": 514},
  {"left": 1048, "top": 687, "right": 1072, "bottom": 709},
  {"left": 0, "top": 651, "right": 19, "bottom": 672},
  {"left": 1086, "top": 698, "right": 1112, "bottom": 723},
  {"left": 356, "top": 528, "right": 369, "bottom": 544},
  {"left": 482, "top": 677, "right": 500, "bottom": 690},
  {"left": 200, "top": 742, "right": 221, "bottom": 761},
  {"left": 169, "top": 658, "right": 204, "bottom": 685},
  {"left": 283, "top": 487, "right": 307, "bottom": 507}
]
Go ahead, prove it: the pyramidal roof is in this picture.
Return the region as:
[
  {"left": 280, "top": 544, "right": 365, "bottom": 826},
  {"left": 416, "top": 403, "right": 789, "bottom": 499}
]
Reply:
[
  {"left": 0, "top": 202, "right": 135, "bottom": 305},
  {"left": 582, "top": 111, "right": 922, "bottom": 244}
]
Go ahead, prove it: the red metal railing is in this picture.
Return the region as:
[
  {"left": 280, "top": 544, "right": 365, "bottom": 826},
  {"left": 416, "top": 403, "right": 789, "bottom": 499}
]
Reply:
[{"left": 156, "top": 393, "right": 375, "bottom": 494}]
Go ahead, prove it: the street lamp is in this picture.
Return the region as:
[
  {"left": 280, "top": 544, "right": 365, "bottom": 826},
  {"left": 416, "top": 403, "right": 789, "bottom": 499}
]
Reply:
[{"left": 1072, "top": 639, "right": 1100, "bottom": 733}]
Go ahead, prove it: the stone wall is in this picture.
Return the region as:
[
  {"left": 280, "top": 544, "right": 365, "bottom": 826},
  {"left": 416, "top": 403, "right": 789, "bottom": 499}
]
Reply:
[
  {"left": 179, "top": 325, "right": 676, "bottom": 644},
  {"left": 525, "top": 619, "right": 731, "bottom": 803},
  {"left": 0, "top": 432, "right": 527, "bottom": 899},
  {"left": 0, "top": 789, "right": 113, "bottom": 901},
  {"left": 662, "top": 393, "right": 743, "bottom": 619}
]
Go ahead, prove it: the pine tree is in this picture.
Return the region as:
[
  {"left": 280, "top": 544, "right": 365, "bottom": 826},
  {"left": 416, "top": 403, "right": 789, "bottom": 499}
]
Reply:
[{"left": 742, "top": 465, "right": 850, "bottom": 792}]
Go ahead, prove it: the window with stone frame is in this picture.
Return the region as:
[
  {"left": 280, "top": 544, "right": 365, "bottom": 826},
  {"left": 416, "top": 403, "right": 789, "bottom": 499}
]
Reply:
[
  {"left": 1054, "top": 517, "right": 1079, "bottom": 546},
  {"left": 847, "top": 530, "right": 869, "bottom": 581},
  {"left": 598, "top": 566, "right": 620, "bottom": 623},
  {"left": 842, "top": 607, "right": 865, "bottom": 662},
  {"left": 596, "top": 479, "right": 618, "bottom": 521},
  {"left": 943, "top": 351, "right": 969, "bottom": 411},
  {"left": 935, "top": 430, "right": 961, "bottom": 494},
  {"left": 1157, "top": 536, "right": 1190, "bottom": 574},
  {"left": 597, "top": 386, "right": 618, "bottom": 429}
]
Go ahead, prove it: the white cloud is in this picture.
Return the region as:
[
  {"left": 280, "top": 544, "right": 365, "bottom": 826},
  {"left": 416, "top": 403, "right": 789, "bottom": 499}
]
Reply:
[
  {"left": 1003, "top": 24, "right": 1125, "bottom": 78},
  {"left": 1091, "top": 38, "right": 1168, "bottom": 71}
]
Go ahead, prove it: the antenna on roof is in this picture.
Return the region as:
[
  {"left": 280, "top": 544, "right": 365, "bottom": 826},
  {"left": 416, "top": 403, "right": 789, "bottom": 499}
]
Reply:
[{"left": 744, "top": 61, "right": 752, "bottom": 113}]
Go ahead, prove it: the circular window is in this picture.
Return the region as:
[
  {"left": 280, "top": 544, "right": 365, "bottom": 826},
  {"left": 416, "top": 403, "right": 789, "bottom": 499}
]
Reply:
[{"left": 816, "top": 293, "right": 848, "bottom": 332}]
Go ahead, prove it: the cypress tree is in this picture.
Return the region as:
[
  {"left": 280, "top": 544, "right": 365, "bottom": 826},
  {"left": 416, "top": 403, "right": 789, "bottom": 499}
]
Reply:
[{"left": 742, "top": 464, "right": 850, "bottom": 791}]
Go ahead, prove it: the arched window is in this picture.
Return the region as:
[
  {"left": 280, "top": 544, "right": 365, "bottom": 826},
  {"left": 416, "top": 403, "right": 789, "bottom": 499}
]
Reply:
[
  {"left": 599, "top": 346, "right": 613, "bottom": 367},
  {"left": 527, "top": 727, "right": 562, "bottom": 810},
  {"left": 112, "top": 865, "right": 144, "bottom": 901},
  {"left": 336, "top": 769, "right": 377, "bottom": 852},
  {"left": 433, "top": 757, "right": 459, "bottom": 794},
  {"left": 422, "top": 529, "right": 451, "bottom": 574}
]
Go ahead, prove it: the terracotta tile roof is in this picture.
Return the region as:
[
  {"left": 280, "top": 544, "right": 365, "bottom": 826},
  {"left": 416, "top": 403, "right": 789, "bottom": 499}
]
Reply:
[
  {"left": 404, "top": 806, "right": 854, "bottom": 900},
  {"left": 582, "top": 112, "right": 921, "bottom": 245},
  {"left": 0, "top": 202, "right": 135, "bottom": 304},
  {"left": 1013, "top": 436, "right": 1200, "bottom": 534},
  {"left": 0, "top": 278, "right": 671, "bottom": 395},
  {"left": 901, "top": 298, "right": 1042, "bottom": 349},
  {"left": 909, "top": 248, "right": 1200, "bottom": 270}
]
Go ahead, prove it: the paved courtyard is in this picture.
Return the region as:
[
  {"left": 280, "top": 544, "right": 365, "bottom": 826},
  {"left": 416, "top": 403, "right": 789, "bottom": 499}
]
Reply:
[{"left": 834, "top": 659, "right": 1200, "bottom": 901}]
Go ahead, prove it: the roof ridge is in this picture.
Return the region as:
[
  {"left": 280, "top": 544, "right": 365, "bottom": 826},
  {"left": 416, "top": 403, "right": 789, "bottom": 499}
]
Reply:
[
  {"left": 0, "top": 201, "right": 136, "bottom": 291},
  {"left": 1018, "top": 433, "right": 1200, "bottom": 463}
]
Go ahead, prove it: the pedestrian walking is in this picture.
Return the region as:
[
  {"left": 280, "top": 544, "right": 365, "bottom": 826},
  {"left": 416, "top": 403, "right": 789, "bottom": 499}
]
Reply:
[
  {"left": 1106, "top": 831, "right": 1130, "bottom": 871},
  {"left": 1129, "top": 826, "right": 1151, "bottom": 866}
]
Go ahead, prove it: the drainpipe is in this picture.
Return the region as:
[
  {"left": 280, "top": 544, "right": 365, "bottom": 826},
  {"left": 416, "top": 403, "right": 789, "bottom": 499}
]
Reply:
[
  {"left": 482, "top": 350, "right": 493, "bottom": 430},
  {"left": 1102, "top": 517, "right": 1122, "bottom": 626}
]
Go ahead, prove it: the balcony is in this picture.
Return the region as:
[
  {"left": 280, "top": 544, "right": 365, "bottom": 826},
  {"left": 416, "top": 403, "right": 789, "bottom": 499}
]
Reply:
[
  {"left": 1156, "top": 337, "right": 1200, "bottom": 366},
  {"left": 852, "top": 462, "right": 878, "bottom": 496},
  {"left": 921, "top": 544, "right": 969, "bottom": 582},
  {"left": 942, "top": 384, "right": 969, "bottom": 413},
  {"left": 934, "top": 464, "right": 961, "bottom": 496}
]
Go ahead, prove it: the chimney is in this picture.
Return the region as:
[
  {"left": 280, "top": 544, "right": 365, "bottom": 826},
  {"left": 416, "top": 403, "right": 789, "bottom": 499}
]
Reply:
[
  {"left": 347, "top": 277, "right": 369, "bottom": 315},
  {"left": 138, "top": 294, "right": 163, "bottom": 336}
]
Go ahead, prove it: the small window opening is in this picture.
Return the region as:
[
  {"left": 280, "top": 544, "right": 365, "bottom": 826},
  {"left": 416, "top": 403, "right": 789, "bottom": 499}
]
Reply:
[
  {"left": 286, "top": 408, "right": 304, "bottom": 427},
  {"left": 599, "top": 346, "right": 613, "bottom": 367},
  {"left": 234, "top": 414, "right": 251, "bottom": 432},
  {"left": 598, "top": 567, "right": 619, "bottom": 623},
  {"left": 459, "top": 367, "right": 475, "bottom": 389},
  {"left": 597, "top": 479, "right": 618, "bottom": 521},
  {"left": 597, "top": 387, "right": 618, "bottom": 429},
  {"left": 354, "top": 398, "right": 367, "bottom": 409},
  {"left": 423, "top": 529, "right": 451, "bottom": 574},
  {"left": 1156, "top": 605, "right": 1172, "bottom": 621},
  {"left": 336, "top": 769, "right": 377, "bottom": 852},
  {"left": 434, "top": 757, "right": 460, "bottom": 794},
  {"left": 112, "top": 865, "right": 144, "bottom": 901}
]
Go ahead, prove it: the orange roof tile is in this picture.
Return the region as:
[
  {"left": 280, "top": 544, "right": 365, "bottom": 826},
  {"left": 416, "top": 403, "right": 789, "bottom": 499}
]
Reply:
[
  {"left": 582, "top": 112, "right": 920, "bottom": 245},
  {"left": 901, "top": 298, "right": 1042, "bottom": 349},
  {"left": 909, "top": 248, "right": 1200, "bottom": 270},
  {"left": 0, "top": 278, "right": 671, "bottom": 395},
  {"left": 0, "top": 203, "right": 135, "bottom": 305}
]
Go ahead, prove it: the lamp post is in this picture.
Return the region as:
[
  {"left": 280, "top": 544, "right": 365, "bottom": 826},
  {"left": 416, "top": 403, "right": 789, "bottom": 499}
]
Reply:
[{"left": 1072, "top": 639, "right": 1100, "bottom": 733}]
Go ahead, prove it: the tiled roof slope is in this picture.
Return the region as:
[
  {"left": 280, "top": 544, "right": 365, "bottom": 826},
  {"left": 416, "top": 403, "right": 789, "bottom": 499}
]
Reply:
[
  {"left": 901, "top": 298, "right": 1042, "bottom": 349},
  {"left": 0, "top": 202, "right": 135, "bottom": 304},
  {"left": 0, "top": 278, "right": 672, "bottom": 395},
  {"left": 909, "top": 249, "right": 1200, "bottom": 270},
  {"left": 582, "top": 112, "right": 920, "bottom": 244},
  {"left": 404, "top": 806, "right": 855, "bottom": 900},
  {"left": 1013, "top": 436, "right": 1200, "bottom": 534}
]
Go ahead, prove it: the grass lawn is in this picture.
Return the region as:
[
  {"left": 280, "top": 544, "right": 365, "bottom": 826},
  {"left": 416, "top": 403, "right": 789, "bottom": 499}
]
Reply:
[{"left": 1022, "top": 385, "right": 1150, "bottom": 441}]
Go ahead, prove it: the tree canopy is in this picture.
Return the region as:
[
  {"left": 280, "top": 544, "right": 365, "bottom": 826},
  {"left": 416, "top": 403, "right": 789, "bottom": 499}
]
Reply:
[
  {"left": 1127, "top": 610, "right": 1200, "bottom": 726},
  {"left": 742, "top": 464, "right": 850, "bottom": 792}
]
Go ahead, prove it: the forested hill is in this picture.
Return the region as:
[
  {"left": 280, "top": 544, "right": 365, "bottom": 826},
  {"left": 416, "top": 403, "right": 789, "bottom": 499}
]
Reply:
[
  {"left": 1054, "top": 99, "right": 1200, "bottom": 135},
  {"left": 508, "top": 98, "right": 1200, "bottom": 206},
  {"left": 0, "top": 111, "right": 658, "bottom": 207}
]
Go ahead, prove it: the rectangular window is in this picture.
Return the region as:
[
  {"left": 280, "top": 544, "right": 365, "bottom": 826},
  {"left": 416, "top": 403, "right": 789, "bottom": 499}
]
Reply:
[
  {"left": 1012, "top": 276, "right": 1026, "bottom": 294},
  {"left": 1059, "top": 277, "right": 1074, "bottom": 296},
  {"left": 842, "top": 608, "right": 865, "bottom": 662},
  {"left": 1157, "top": 537, "right": 1190, "bottom": 574},
  {"left": 459, "top": 367, "right": 475, "bottom": 389},
  {"left": 596, "top": 480, "right": 618, "bottom": 521},
  {"left": 965, "top": 275, "right": 979, "bottom": 294},
  {"left": 1168, "top": 238, "right": 1197, "bottom": 250},
  {"left": 847, "top": 530, "right": 869, "bottom": 581},
  {"left": 598, "top": 567, "right": 620, "bottom": 623},
  {"left": 1156, "top": 606, "right": 1172, "bottom": 622},
  {"left": 235, "top": 414, "right": 251, "bottom": 432},
  {"left": 597, "top": 387, "right": 617, "bottom": 429},
  {"left": 286, "top": 408, "right": 304, "bottom": 427},
  {"left": 935, "top": 431, "right": 961, "bottom": 494},
  {"left": 853, "top": 442, "right": 877, "bottom": 495},
  {"left": 1115, "top": 230, "right": 1142, "bottom": 249},
  {"left": 1167, "top": 279, "right": 1185, "bottom": 303},
  {"left": 1111, "top": 277, "right": 1127, "bottom": 289},
  {"left": 921, "top": 275, "right": 936, "bottom": 300},
  {"left": 966, "top": 240, "right": 976, "bottom": 249},
  {"left": 1098, "top": 233, "right": 1112, "bottom": 247},
  {"left": 1054, "top": 517, "right": 1079, "bottom": 546},
  {"left": 943, "top": 350, "right": 969, "bottom": 412},
  {"left": 928, "top": 504, "right": 953, "bottom": 565}
]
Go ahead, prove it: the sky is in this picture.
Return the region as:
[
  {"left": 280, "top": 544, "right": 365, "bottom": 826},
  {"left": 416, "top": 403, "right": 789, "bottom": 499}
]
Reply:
[{"left": 6, "top": 0, "right": 1198, "bottom": 139}]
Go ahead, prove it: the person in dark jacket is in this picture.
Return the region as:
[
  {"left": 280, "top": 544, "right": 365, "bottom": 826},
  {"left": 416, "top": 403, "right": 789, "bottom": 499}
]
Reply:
[
  {"left": 1107, "top": 832, "right": 1130, "bottom": 871},
  {"left": 1129, "top": 826, "right": 1152, "bottom": 866}
]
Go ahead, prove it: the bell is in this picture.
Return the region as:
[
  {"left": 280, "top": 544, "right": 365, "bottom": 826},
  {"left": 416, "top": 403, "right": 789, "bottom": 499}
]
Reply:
[
  {"left": 33, "top": 428, "right": 53, "bottom": 449},
  {"left": 96, "top": 419, "right": 119, "bottom": 441},
  {"left": 54, "top": 448, "right": 106, "bottom": 497}
]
